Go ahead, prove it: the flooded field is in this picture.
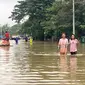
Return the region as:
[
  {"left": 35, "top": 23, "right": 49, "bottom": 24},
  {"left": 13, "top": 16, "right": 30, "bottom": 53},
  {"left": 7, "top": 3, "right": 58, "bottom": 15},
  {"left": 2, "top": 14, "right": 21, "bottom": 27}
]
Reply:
[{"left": 0, "top": 40, "right": 85, "bottom": 85}]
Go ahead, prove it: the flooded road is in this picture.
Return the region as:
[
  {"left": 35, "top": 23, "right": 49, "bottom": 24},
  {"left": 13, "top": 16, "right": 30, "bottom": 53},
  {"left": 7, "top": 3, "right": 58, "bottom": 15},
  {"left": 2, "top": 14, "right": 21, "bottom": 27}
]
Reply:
[{"left": 0, "top": 40, "right": 85, "bottom": 85}]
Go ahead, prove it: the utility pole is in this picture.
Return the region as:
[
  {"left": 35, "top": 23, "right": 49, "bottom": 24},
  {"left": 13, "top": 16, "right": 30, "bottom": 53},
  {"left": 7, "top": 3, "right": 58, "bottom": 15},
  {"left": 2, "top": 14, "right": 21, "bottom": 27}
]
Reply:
[{"left": 73, "top": 0, "right": 75, "bottom": 35}]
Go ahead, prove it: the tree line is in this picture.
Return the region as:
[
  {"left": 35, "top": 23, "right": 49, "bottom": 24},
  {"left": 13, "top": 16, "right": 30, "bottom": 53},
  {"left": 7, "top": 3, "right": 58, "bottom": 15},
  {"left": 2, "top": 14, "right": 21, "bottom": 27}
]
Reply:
[{"left": 9, "top": 0, "right": 85, "bottom": 41}]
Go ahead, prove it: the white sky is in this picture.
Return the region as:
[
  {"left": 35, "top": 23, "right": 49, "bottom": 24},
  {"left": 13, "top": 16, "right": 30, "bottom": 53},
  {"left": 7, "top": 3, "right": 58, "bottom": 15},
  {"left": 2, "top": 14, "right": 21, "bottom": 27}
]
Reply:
[{"left": 0, "top": 0, "right": 21, "bottom": 26}]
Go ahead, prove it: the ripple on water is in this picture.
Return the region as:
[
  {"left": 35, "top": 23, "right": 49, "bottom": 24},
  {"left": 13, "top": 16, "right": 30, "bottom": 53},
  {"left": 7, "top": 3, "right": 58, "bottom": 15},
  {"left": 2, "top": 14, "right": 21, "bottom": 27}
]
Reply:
[{"left": 0, "top": 41, "right": 84, "bottom": 85}]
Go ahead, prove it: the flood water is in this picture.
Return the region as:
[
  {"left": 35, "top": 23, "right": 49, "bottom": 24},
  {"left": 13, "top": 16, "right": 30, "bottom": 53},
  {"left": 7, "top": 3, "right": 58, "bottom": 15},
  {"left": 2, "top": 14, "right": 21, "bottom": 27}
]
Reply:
[{"left": 0, "top": 40, "right": 85, "bottom": 85}]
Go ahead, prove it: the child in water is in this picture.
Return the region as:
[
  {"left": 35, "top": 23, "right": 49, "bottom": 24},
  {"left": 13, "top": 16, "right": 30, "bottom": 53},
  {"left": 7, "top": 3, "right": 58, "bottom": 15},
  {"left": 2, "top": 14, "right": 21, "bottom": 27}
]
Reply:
[
  {"left": 58, "top": 33, "right": 68, "bottom": 55},
  {"left": 29, "top": 36, "right": 33, "bottom": 46},
  {"left": 69, "top": 34, "right": 79, "bottom": 55}
]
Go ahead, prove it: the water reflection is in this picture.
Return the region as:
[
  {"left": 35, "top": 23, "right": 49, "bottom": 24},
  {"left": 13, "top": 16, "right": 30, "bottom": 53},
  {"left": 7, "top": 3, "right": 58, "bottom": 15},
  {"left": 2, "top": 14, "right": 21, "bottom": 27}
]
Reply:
[
  {"left": 70, "top": 56, "right": 77, "bottom": 80},
  {"left": 0, "top": 41, "right": 84, "bottom": 85},
  {"left": 0, "top": 46, "right": 10, "bottom": 63},
  {"left": 0, "top": 46, "right": 11, "bottom": 85},
  {"left": 59, "top": 56, "right": 69, "bottom": 85},
  {"left": 0, "top": 46, "right": 10, "bottom": 51},
  {"left": 59, "top": 56, "right": 68, "bottom": 72}
]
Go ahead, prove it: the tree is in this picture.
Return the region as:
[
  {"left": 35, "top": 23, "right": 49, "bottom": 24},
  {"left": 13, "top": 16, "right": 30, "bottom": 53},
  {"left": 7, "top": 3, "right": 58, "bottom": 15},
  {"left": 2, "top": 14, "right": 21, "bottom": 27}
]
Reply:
[
  {"left": 10, "top": 0, "right": 85, "bottom": 40},
  {"left": 42, "top": 0, "right": 85, "bottom": 39},
  {"left": 10, "top": 0, "right": 55, "bottom": 40},
  {"left": 9, "top": 24, "right": 22, "bottom": 35}
]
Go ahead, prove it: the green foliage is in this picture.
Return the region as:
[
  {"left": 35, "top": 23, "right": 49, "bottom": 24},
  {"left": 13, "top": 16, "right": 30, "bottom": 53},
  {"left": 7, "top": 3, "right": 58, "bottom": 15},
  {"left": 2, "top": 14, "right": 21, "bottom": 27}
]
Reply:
[
  {"left": 0, "top": 24, "right": 22, "bottom": 36},
  {"left": 10, "top": 0, "right": 85, "bottom": 40},
  {"left": 0, "top": 24, "right": 11, "bottom": 36},
  {"left": 9, "top": 24, "right": 22, "bottom": 35}
]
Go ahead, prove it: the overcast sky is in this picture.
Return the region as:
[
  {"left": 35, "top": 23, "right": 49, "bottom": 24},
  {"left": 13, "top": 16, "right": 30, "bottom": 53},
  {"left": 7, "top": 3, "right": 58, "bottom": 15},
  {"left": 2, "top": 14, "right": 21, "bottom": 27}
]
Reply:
[{"left": 0, "top": 0, "right": 21, "bottom": 26}]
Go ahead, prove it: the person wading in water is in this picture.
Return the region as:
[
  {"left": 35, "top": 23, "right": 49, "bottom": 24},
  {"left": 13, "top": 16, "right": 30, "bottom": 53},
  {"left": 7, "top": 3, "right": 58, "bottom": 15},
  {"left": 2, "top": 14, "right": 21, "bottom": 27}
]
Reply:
[
  {"left": 69, "top": 34, "right": 79, "bottom": 55},
  {"left": 58, "top": 33, "right": 68, "bottom": 56},
  {"left": 5, "top": 31, "right": 10, "bottom": 41}
]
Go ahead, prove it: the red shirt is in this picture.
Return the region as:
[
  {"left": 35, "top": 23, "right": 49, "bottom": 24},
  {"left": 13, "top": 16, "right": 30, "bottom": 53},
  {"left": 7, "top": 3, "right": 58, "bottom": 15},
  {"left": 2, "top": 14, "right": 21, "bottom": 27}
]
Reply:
[{"left": 5, "top": 32, "right": 10, "bottom": 38}]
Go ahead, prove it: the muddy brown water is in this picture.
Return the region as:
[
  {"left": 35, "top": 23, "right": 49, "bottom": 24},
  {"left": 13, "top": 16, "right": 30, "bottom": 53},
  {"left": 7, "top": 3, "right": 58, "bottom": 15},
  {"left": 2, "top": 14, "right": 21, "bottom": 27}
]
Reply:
[{"left": 0, "top": 40, "right": 85, "bottom": 85}]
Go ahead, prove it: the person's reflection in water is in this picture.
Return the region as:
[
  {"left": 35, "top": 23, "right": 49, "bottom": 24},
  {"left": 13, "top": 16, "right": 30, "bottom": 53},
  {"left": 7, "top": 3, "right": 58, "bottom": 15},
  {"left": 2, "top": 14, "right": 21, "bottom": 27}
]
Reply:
[
  {"left": 59, "top": 55, "right": 68, "bottom": 85},
  {"left": 59, "top": 55, "right": 68, "bottom": 72},
  {"left": 0, "top": 46, "right": 10, "bottom": 51},
  {"left": 0, "top": 46, "right": 10, "bottom": 63},
  {"left": 70, "top": 56, "right": 77, "bottom": 80}
]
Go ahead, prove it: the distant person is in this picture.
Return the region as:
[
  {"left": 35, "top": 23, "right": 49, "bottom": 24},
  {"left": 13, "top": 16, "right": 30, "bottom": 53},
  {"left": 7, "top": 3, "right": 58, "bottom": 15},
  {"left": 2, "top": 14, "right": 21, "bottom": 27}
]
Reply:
[
  {"left": 69, "top": 34, "right": 79, "bottom": 55},
  {"left": 29, "top": 37, "right": 33, "bottom": 46},
  {"left": 5, "top": 31, "right": 10, "bottom": 41},
  {"left": 58, "top": 33, "right": 68, "bottom": 55},
  {"left": 15, "top": 37, "right": 19, "bottom": 44},
  {"left": 25, "top": 36, "right": 28, "bottom": 42}
]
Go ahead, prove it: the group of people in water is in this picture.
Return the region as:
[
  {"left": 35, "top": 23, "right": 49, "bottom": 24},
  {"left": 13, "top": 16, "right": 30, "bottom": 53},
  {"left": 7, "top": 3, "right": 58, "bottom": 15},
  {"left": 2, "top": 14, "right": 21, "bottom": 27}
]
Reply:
[
  {"left": 1, "top": 31, "right": 19, "bottom": 45},
  {"left": 0, "top": 31, "right": 10, "bottom": 46},
  {"left": 58, "top": 33, "right": 79, "bottom": 55},
  {"left": 0, "top": 31, "right": 79, "bottom": 55},
  {"left": 0, "top": 30, "right": 33, "bottom": 45}
]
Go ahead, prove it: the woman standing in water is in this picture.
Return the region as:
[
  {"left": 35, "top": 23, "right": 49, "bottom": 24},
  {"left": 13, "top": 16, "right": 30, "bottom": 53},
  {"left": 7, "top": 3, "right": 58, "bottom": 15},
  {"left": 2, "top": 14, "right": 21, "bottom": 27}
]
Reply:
[
  {"left": 58, "top": 33, "right": 68, "bottom": 55},
  {"left": 69, "top": 34, "right": 79, "bottom": 55}
]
